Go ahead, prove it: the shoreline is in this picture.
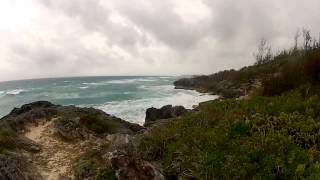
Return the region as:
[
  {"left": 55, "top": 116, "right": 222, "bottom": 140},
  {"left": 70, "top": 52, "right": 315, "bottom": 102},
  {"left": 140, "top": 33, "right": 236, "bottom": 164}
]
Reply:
[
  {"left": 0, "top": 76, "right": 212, "bottom": 118},
  {"left": 0, "top": 85, "right": 218, "bottom": 125}
]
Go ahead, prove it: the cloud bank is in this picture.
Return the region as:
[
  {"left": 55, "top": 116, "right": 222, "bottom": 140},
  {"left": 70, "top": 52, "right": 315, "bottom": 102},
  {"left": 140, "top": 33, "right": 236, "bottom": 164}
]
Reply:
[{"left": 0, "top": 0, "right": 320, "bottom": 81}]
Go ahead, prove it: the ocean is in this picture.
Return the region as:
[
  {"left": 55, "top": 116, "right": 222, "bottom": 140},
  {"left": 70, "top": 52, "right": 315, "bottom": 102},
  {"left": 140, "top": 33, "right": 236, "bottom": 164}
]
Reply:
[{"left": 0, "top": 76, "right": 217, "bottom": 124}]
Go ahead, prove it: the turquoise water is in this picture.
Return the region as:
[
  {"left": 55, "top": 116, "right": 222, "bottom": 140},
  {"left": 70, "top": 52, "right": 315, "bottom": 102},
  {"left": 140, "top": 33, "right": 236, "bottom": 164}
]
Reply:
[{"left": 0, "top": 76, "right": 217, "bottom": 124}]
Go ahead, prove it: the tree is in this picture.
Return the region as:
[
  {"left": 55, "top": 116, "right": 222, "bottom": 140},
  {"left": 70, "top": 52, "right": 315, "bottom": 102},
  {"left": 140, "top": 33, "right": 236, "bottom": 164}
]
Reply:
[
  {"left": 293, "top": 30, "right": 300, "bottom": 53},
  {"left": 302, "top": 28, "right": 312, "bottom": 51},
  {"left": 254, "top": 38, "right": 273, "bottom": 65}
]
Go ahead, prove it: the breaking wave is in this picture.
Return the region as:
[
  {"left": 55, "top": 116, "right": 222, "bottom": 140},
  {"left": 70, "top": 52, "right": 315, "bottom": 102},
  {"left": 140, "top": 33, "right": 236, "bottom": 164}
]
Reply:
[
  {"left": 6, "top": 89, "right": 26, "bottom": 95},
  {"left": 96, "top": 90, "right": 217, "bottom": 125}
]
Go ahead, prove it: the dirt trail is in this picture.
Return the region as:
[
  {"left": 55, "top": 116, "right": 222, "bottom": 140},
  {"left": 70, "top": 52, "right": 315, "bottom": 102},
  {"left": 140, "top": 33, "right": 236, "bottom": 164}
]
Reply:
[{"left": 23, "top": 120, "right": 101, "bottom": 180}]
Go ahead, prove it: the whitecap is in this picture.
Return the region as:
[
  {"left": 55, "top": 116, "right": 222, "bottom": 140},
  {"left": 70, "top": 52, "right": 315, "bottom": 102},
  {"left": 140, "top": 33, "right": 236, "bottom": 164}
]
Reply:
[
  {"left": 158, "top": 76, "right": 173, "bottom": 79},
  {"left": 79, "top": 86, "right": 89, "bottom": 89},
  {"left": 139, "top": 85, "right": 174, "bottom": 91},
  {"left": 82, "top": 82, "right": 107, "bottom": 86},
  {"left": 53, "top": 93, "right": 80, "bottom": 99},
  {"left": 6, "top": 89, "right": 26, "bottom": 95},
  {"left": 96, "top": 90, "right": 217, "bottom": 125},
  {"left": 81, "top": 78, "right": 157, "bottom": 86}
]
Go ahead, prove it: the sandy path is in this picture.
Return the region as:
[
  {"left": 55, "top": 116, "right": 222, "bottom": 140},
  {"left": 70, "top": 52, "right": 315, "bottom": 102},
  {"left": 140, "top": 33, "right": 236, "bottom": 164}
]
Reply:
[{"left": 24, "top": 121, "right": 94, "bottom": 180}]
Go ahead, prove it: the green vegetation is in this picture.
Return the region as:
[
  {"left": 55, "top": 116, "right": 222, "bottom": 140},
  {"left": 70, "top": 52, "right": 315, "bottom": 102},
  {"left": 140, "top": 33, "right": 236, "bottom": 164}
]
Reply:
[
  {"left": 96, "top": 168, "right": 117, "bottom": 180},
  {"left": 140, "top": 31, "right": 320, "bottom": 179},
  {"left": 139, "top": 90, "right": 320, "bottom": 179},
  {"left": 174, "top": 29, "right": 320, "bottom": 99},
  {"left": 80, "top": 115, "right": 116, "bottom": 134},
  {"left": 75, "top": 160, "right": 94, "bottom": 178},
  {"left": 74, "top": 144, "right": 116, "bottom": 180},
  {"left": 0, "top": 129, "right": 16, "bottom": 153}
]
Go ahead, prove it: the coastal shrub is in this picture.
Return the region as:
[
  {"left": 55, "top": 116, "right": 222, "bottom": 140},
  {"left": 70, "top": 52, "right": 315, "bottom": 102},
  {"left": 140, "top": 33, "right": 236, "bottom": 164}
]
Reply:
[
  {"left": 74, "top": 146, "right": 115, "bottom": 180},
  {"left": 230, "top": 121, "right": 251, "bottom": 138},
  {"left": 138, "top": 90, "right": 320, "bottom": 179},
  {"left": 0, "top": 129, "right": 16, "bottom": 152},
  {"left": 96, "top": 168, "right": 116, "bottom": 180},
  {"left": 80, "top": 115, "right": 115, "bottom": 134},
  {"left": 261, "top": 48, "right": 320, "bottom": 96},
  {"left": 304, "top": 48, "right": 320, "bottom": 82},
  {"left": 74, "top": 160, "right": 94, "bottom": 179}
]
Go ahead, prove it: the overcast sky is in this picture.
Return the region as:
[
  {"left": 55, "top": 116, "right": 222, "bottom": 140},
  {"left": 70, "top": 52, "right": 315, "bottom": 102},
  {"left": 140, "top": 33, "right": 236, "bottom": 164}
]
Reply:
[{"left": 0, "top": 0, "right": 320, "bottom": 81}]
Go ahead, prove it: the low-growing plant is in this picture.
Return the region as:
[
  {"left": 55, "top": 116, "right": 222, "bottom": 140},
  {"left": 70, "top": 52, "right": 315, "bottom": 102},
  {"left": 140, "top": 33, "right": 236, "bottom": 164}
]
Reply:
[
  {"left": 138, "top": 89, "right": 320, "bottom": 179},
  {"left": 80, "top": 115, "right": 116, "bottom": 134},
  {"left": 74, "top": 160, "right": 94, "bottom": 179},
  {"left": 0, "top": 129, "right": 16, "bottom": 153},
  {"left": 96, "top": 168, "right": 116, "bottom": 180}
]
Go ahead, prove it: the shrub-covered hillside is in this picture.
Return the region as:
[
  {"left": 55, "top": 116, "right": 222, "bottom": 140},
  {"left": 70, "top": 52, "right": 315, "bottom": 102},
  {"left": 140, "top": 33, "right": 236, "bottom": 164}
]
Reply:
[
  {"left": 174, "top": 30, "right": 320, "bottom": 99},
  {"left": 139, "top": 31, "right": 320, "bottom": 179}
]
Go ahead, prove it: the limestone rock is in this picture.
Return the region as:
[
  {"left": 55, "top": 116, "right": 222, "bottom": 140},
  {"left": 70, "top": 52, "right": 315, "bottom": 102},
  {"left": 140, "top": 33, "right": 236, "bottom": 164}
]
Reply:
[{"left": 145, "top": 105, "right": 189, "bottom": 126}]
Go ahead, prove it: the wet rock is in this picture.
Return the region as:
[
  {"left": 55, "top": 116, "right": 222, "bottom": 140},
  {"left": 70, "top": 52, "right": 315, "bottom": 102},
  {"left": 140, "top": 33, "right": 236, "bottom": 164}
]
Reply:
[{"left": 145, "top": 105, "right": 189, "bottom": 126}]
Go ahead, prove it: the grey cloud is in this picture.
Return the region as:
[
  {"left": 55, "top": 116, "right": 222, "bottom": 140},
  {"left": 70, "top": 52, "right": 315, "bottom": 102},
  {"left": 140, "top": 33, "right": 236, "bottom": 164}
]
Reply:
[
  {"left": 113, "top": 0, "right": 210, "bottom": 50},
  {"left": 1, "top": 0, "right": 320, "bottom": 81}
]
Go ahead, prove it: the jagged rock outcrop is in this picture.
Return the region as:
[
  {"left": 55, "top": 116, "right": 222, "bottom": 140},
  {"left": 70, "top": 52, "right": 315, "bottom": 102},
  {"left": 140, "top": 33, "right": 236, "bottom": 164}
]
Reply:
[
  {"left": 145, "top": 105, "right": 189, "bottom": 126},
  {"left": 0, "top": 101, "right": 145, "bottom": 180},
  {"left": 52, "top": 118, "right": 90, "bottom": 141},
  {"left": 174, "top": 73, "right": 261, "bottom": 99},
  {"left": 0, "top": 101, "right": 143, "bottom": 135},
  {"left": 0, "top": 101, "right": 58, "bottom": 131}
]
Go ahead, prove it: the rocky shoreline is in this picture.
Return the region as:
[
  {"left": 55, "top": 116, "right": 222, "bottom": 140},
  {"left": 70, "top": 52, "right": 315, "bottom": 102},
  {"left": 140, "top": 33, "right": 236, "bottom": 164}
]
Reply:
[
  {"left": 174, "top": 73, "right": 261, "bottom": 99},
  {"left": 0, "top": 101, "right": 190, "bottom": 180}
]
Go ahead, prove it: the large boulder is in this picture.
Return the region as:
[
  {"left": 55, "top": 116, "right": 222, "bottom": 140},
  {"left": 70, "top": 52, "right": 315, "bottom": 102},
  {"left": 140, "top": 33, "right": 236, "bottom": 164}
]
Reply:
[{"left": 145, "top": 105, "right": 188, "bottom": 126}]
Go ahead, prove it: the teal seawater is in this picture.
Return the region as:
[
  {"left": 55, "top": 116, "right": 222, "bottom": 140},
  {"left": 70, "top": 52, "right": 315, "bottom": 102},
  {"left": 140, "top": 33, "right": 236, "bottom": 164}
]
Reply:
[{"left": 0, "top": 76, "right": 217, "bottom": 124}]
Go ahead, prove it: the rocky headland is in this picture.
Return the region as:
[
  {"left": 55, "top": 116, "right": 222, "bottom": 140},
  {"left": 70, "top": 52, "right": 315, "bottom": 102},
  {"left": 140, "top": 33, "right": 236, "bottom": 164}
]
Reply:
[
  {"left": 174, "top": 69, "right": 262, "bottom": 99},
  {"left": 0, "top": 101, "right": 190, "bottom": 180}
]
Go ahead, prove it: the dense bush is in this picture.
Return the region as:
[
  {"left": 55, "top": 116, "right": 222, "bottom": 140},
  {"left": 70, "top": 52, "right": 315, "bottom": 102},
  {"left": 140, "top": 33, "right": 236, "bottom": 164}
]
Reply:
[
  {"left": 74, "top": 144, "right": 116, "bottom": 180},
  {"left": 0, "top": 129, "right": 16, "bottom": 153},
  {"left": 80, "top": 115, "right": 115, "bottom": 134},
  {"left": 138, "top": 90, "right": 320, "bottom": 179},
  {"left": 262, "top": 48, "right": 320, "bottom": 96}
]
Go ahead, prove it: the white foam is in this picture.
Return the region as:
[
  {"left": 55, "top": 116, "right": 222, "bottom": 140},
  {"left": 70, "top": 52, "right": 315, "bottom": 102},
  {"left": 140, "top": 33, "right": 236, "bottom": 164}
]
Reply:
[
  {"left": 6, "top": 89, "right": 26, "bottom": 95},
  {"left": 158, "top": 76, "right": 174, "bottom": 79},
  {"left": 51, "top": 92, "right": 80, "bottom": 99},
  {"left": 96, "top": 89, "right": 217, "bottom": 125},
  {"left": 79, "top": 86, "right": 89, "bottom": 89},
  {"left": 106, "top": 78, "right": 156, "bottom": 84},
  {"left": 138, "top": 85, "right": 174, "bottom": 91},
  {"left": 82, "top": 78, "right": 158, "bottom": 86}
]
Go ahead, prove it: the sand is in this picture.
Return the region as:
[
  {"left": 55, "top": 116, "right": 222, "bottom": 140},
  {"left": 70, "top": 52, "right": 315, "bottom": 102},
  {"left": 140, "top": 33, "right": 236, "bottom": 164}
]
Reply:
[{"left": 23, "top": 120, "right": 99, "bottom": 180}]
